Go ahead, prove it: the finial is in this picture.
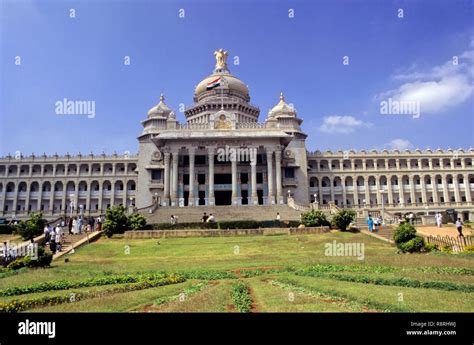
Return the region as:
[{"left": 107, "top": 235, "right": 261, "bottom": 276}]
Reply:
[
  {"left": 279, "top": 92, "right": 285, "bottom": 103},
  {"left": 160, "top": 93, "right": 164, "bottom": 102},
  {"left": 213, "top": 48, "right": 229, "bottom": 72}
]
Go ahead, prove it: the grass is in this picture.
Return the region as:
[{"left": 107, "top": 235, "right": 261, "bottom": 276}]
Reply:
[{"left": 0, "top": 231, "right": 472, "bottom": 312}]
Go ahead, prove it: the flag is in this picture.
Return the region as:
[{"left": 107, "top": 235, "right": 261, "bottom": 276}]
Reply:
[{"left": 206, "top": 77, "right": 221, "bottom": 90}]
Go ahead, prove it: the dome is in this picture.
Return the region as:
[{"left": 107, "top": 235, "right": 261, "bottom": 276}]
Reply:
[
  {"left": 147, "top": 94, "right": 172, "bottom": 118},
  {"left": 268, "top": 93, "right": 296, "bottom": 117},
  {"left": 195, "top": 74, "right": 249, "bottom": 98}
]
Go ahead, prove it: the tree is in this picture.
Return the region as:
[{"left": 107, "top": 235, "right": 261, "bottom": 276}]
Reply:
[
  {"left": 332, "top": 209, "right": 356, "bottom": 231},
  {"left": 301, "top": 210, "right": 329, "bottom": 227},
  {"left": 103, "top": 205, "right": 129, "bottom": 238},
  {"left": 128, "top": 213, "right": 147, "bottom": 230},
  {"left": 393, "top": 222, "right": 417, "bottom": 248},
  {"left": 16, "top": 212, "right": 46, "bottom": 241}
]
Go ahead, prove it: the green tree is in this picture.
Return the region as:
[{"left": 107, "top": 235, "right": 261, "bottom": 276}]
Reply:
[
  {"left": 332, "top": 209, "right": 356, "bottom": 231},
  {"left": 301, "top": 210, "right": 329, "bottom": 227},
  {"left": 128, "top": 213, "right": 147, "bottom": 230},
  {"left": 393, "top": 222, "right": 417, "bottom": 248},
  {"left": 16, "top": 212, "right": 46, "bottom": 241},
  {"left": 103, "top": 205, "right": 129, "bottom": 238}
]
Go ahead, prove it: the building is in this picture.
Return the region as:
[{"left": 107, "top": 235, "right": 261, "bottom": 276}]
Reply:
[{"left": 1, "top": 49, "right": 473, "bottom": 220}]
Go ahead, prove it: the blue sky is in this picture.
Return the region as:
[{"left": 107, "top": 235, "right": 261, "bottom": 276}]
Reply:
[{"left": 1, "top": 0, "right": 473, "bottom": 156}]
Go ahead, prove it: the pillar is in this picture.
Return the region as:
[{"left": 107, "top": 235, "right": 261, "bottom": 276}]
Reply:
[
  {"left": 171, "top": 150, "right": 179, "bottom": 206},
  {"left": 188, "top": 148, "right": 195, "bottom": 206},
  {"left": 163, "top": 152, "right": 170, "bottom": 206},
  {"left": 208, "top": 148, "right": 215, "bottom": 206},
  {"left": 232, "top": 155, "right": 238, "bottom": 205},
  {"left": 250, "top": 160, "right": 257, "bottom": 205},
  {"left": 266, "top": 149, "right": 274, "bottom": 204},
  {"left": 275, "top": 148, "right": 282, "bottom": 204}
]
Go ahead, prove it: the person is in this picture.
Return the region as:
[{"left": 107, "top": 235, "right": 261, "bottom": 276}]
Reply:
[
  {"left": 97, "top": 216, "right": 102, "bottom": 231},
  {"left": 55, "top": 230, "right": 62, "bottom": 252},
  {"left": 456, "top": 218, "right": 464, "bottom": 237},
  {"left": 72, "top": 217, "right": 77, "bottom": 235},
  {"left": 68, "top": 217, "right": 73, "bottom": 235},
  {"left": 367, "top": 215, "right": 374, "bottom": 232},
  {"left": 76, "top": 217, "right": 83, "bottom": 234},
  {"left": 170, "top": 215, "right": 177, "bottom": 225},
  {"left": 373, "top": 217, "right": 379, "bottom": 231},
  {"left": 408, "top": 212, "right": 414, "bottom": 225},
  {"left": 49, "top": 227, "right": 57, "bottom": 254},
  {"left": 436, "top": 212, "right": 443, "bottom": 228},
  {"left": 202, "top": 212, "right": 209, "bottom": 223},
  {"left": 207, "top": 214, "right": 216, "bottom": 223},
  {"left": 275, "top": 212, "right": 281, "bottom": 227},
  {"left": 43, "top": 224, "right": 50, "bottom": 243}
]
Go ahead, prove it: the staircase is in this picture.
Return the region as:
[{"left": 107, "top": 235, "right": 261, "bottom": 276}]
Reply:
[
  {"left": 144, "top": 204, "right": 303, "bottom": 223},
  {"left": 354, "top": 216, "right": 395, "bottom": 243}
]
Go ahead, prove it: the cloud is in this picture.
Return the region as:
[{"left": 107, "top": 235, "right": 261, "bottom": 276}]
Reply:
[
  {"left": 319, "top": 115, "right": 372, "bottom": 134},
  {"left": 386, "top": 138, "right": 412, "bottom": 151},
  {"left": 376, "top": 40, "right": 474, "bottom": 114}
]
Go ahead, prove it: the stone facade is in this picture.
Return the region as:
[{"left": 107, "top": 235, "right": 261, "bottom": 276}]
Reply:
[{"left": 1, "top": 49, "right": 473, "bottom": 220}]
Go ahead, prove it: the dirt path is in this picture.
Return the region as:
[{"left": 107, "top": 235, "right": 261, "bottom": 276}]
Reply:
[{"left": 417, "top": 225, "right": 473, "bottom": 238}]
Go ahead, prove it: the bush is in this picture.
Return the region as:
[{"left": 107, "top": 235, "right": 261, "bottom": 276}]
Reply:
[
  {"left": 393, "top": 223, "right": 417, "bottom": 247},
  {"left": 0, "top": 224, "right": 18, "bottom": 234},
  {"left": 103, "top": 205, "right": 129, "bottom": 238},
  {"left": 16, "top": 212, "right": 46, "bottom": 241},
  {"left": 400, "top": 236, "right": 425, "bottom": 253},
  {"left": 231, "top": 281, "right": 253, "bottom": 312},
  {"left": 423, "top": 243, "right": 438, "bottom": 252},
  {"left": 332, "top": 209, "right": 356, "bottom": 231},
  {"left": 27, "top": 247, "right": 52, "bottom": 268},
  {"left": 7, "top": 256, "right": 31, "bottom": 270},
  {"left": 463, "top": 245, "right": 474, "bottom": 253},
  {"left": 128, "top": 213, "right": 147, "bottom": 230},
  {"left": 301, "top": 210, "right": 329, "bottom": 227}
]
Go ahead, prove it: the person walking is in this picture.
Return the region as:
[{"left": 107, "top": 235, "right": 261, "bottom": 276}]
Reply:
[
  {"left": 68, "top": 217, "right": 73, "bottom": 235},
  {"left": 367, "top": 215, "right": 374, "bottom": 232},
  {"left": 456, "top": 218, "right": 464, "bottom": 237},
  {"left": 201, "top": 212, "right": 209, "bottom": 223},
  {"left": 72, "top": 217, "right": 77, "bottom": 235},
  {"left": 436, "top": 212, "right": 443, "bottom": 228},
  {"left": 207, "top": 214, "right": 216, "bottom": 223},
  {"left": 275, "top": 212, "right": 281, "bottom": 227}
]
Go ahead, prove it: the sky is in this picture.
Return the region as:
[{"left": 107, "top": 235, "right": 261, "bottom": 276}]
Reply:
[{"left": 1, "top": 0, "right": 473, "bottom": 156}]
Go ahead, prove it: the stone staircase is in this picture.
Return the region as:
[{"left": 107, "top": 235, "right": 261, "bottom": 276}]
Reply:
[
  {"left": 354, "top": 216, "right": 395, "bottom": 243},
  {"left": 144, "top": 204, "right": 303, "bottom": 224}
]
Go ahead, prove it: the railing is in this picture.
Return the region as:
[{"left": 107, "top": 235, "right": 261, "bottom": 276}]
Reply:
[
  {"left": 177, "top": 123, "right": 209, "bottom": 130},
  {"left": 287, "top": 197, "right": 312, "bottom": 212},
  {"left": 236, "top": 122, "right": 265, "bottom": 129},
  {"left": 425, "top": 235, "right": 472, "bottom": 252}
]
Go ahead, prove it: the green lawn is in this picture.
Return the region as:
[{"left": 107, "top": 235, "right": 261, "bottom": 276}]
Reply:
[{"left": 0, "top": 231, "right": 473, "bottom": 312}]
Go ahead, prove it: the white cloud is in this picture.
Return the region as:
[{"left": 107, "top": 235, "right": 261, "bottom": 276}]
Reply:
[
  {"left": 387, "top": 138, "right": 412, "bottom": 151},
  {"left": 319, "top": 115, "right": 372, "bottom": 134},
  {"left": 377, "top": 40, "right": 474, "bottom": 115}
]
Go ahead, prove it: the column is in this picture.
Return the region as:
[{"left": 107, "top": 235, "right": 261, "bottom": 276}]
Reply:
[
  {"left": 364, "top": 176, "right": 370, "bottom": 207},
  {"left": 25, "top": 183, "right": 31, "bottom": 215},
  {"left": 352, "top": 175, "right": 359, "bottom": 206},
  {"left": 266, "top": 149, "right": 274, "bottom": 204},
  {"left": 232, "top": 155, "right": 238, "bottom": 205},
  {"left": 432, "top": 174, "right": 439, "bottom": 204},
  {"left": 442, "top": 174, "right": 449, "bottom": 204},
  {"left": 86, "top": 181, "right": 92, "bottom": 215},
  {"left": 188, "top": 148, "right": 195, "bottom": 206},
  {"left": 275, "top": 148, "right": 282, "bottom": 204},
  {"left": 171, "top": 150, "right": 179, "bottom": 206},
  {"left": 97, "top": 182, "right": 103, "bottom": 214},
  {"left": 409, "top": 175, "right": 416, "bottom": 205},
  {"left": 61, "top": 183, "right": 67, "bottom": 215},
  {"left": 453, "top": 175, "right": 461, "bottom": 203},
  {"left": 375, "top": 176, "right": 381, "bottom": 205},
  {"left": 163, "top": 152, "right": 170, "bottom": 206},
  {"left": 208, "top": 148, "right": 215, "bottom": 206},
  {"left": 387, "top": 175, "right": 394, "bottom": 207},
  {"left": 420, "top": 176, "right": 428, "bottom": 205},
  {"left": 0, "top": 184, "right": 6, "bottom": 215},
  {"left": 342, "top": 176, "right": 347, "bottom": 207},
  {"left": 464, "top": 173, "right": 472, "bottom": 202},
  {"left": 330, "top": 177, "right": 335, "bottom": 203},
  {"left": 398, "top": 175, "right": 404, "bottom": 206},
  {"left": 250, "top": 159, "right": 257, "bottom": 205},
  {"left": 122, "top": 179, "right": 128, "bottom": 210},
  {"left": 49, "top": 187, "right": 55, "bottom": 215}
]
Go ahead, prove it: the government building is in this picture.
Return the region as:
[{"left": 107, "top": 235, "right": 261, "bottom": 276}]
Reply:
[{"left": 1, "top": 50, "right": 473, "bottom": 221}]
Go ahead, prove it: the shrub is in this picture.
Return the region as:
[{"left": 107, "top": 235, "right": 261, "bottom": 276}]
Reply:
[
  {"left": 0, "top": 224, "right": 18, "bottom": 234},
  {"left": 103, "top": 205, "right": 129, "bottom": 238},
  {"left": 423, "top": 243, "right": 438, "bottom": 252},
  {"left": 440, "top": 245, "right": 452, "bottom": 253},
  {"left": 332, "top": 209, "right": 356, "bottom": 231},
  {"left": 7, "top": 256, "right": 31, "bottom": 270},
  {"left": 128, "top": 213, "right": 147, "bottom": 230},
  {"left": 301, "top": 210, "right": 329, "bottom": 227},
  {"left": 400, "top": 236, "right": 425, "bottom": 253},
  {"left": 393, "top": 223, "right": 417, "bottom": 247},
  {"left": 231, "top": 281, "right": 253, "bottom": 312},
  {"left": 463, "top": 245, "right": 474, "bottom": 253},
  {"left": 15, "top": 212, "right": 46, "bottom": 241},
  {"left": 27, "top": 247, "right": 52, "bottom": 268}
]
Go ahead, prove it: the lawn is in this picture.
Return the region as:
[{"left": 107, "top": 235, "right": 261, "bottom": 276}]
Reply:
[{"left": 0, "top": 231, "right": 473, "bottom": 312}]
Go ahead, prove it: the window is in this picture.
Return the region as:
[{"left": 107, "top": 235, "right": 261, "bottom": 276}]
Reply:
[
  {"left": 151, "top": 170, "right": 162, "bottom": 180},
  {"left": 284, "top": 168, "right": 295, "bottom": 179}
]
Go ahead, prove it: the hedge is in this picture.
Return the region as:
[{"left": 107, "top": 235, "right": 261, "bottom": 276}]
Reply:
[{"left": 0, "top": 224, "right": 18, "bottom": 235}]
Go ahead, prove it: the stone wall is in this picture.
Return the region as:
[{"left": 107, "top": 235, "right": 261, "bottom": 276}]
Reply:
[{"left": 124, "top": 226, "right": 330, "bottom": 239}]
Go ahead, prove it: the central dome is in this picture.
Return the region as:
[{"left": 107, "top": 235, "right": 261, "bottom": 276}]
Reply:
[{"left": 195, "top": 74, "right": 249, "bottom": 98}]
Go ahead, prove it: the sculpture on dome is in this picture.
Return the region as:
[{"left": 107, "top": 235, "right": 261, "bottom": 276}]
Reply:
[
  {"left": 214, "top": 114, "right": 232, "bottom": 129},
  {"left": 214, "top": 49, "right": 229, "bottom": 70}
]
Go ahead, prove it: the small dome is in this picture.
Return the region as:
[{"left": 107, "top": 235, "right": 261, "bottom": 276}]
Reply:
[
  {"left": 268, "top": 93, "right": 296, "bottom": 117},
  {"left": 147, "top": 94, "right": 172, "bottom": 118}
]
